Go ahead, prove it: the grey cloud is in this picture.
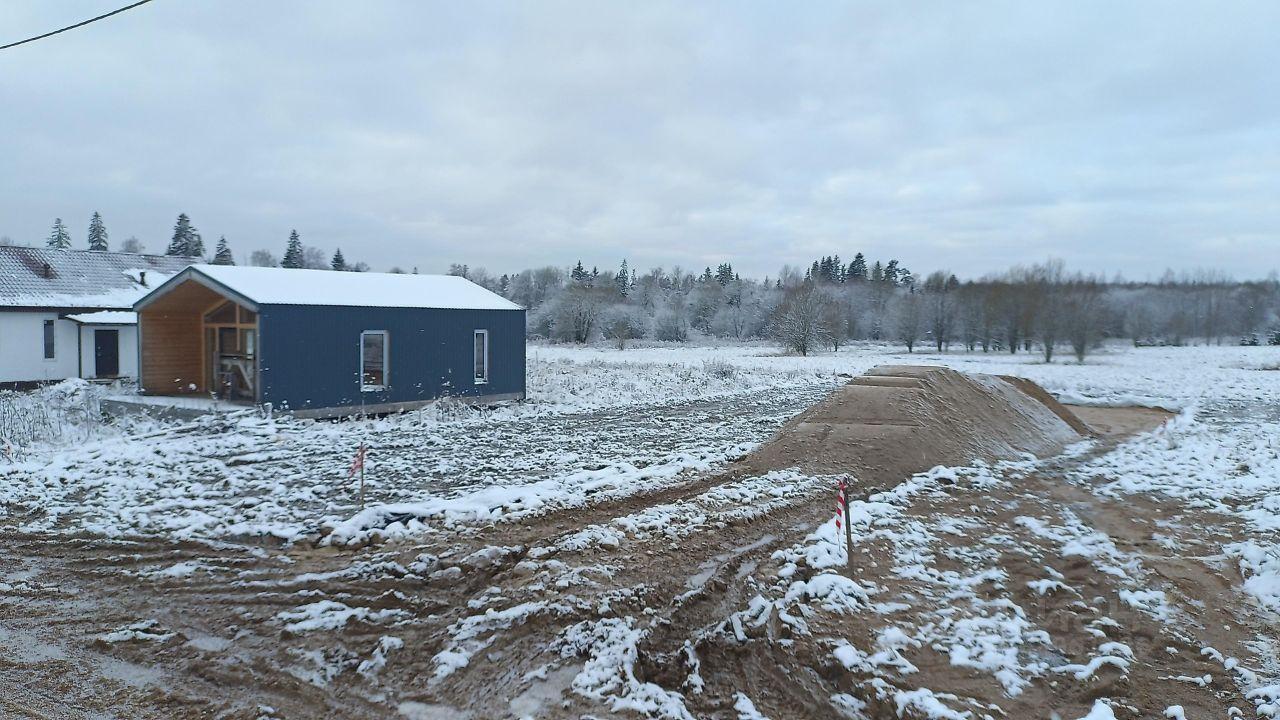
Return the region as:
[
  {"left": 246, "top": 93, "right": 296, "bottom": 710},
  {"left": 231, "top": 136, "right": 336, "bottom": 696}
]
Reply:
[{"left": 1, "top": 1, "right": 1277, "bottom": 279}]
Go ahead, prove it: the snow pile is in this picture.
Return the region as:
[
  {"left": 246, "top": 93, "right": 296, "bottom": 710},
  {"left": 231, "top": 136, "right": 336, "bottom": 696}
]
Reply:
[
  {"left": 275, "top": 600, "right": 408, "bottom": 634},
  {"left": 557, "top": 617, "right": 695, "bottom": 720}
]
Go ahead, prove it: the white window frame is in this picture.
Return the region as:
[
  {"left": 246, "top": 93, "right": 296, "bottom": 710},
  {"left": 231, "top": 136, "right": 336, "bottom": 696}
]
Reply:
[
  {"left": 360, "top": 330, "right": 389, "bottom": 392},
  {"left": 43, "top": 318, "right": 56, "bottom": 360},
  {"left": 473, "top": 329, "right": 489, "bottom": 384}
]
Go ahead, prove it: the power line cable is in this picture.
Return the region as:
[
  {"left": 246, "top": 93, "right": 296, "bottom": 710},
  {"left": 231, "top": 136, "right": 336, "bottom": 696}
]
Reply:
[{"left": 0, "top": 0, "right": 157, "bottom": 52}]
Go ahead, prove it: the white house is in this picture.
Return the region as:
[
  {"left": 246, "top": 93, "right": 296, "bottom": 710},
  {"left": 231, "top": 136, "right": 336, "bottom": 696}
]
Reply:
[{"left": 0, "top": 247, "right": 193, "bottom": 388}]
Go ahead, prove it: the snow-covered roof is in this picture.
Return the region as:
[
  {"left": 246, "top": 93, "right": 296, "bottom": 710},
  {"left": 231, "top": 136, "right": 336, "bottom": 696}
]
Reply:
[
  {"left": 0, "top": 246, "right": 192, "bottom": 310},
  {"left": 138, "top": 265, "right": 523, "bottom": 311},
  {"left": 66, "top": 310, "right": 138, "bottom": 325}
]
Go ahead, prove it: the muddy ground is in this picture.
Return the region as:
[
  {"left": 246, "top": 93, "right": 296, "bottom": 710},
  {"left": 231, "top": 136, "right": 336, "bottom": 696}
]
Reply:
[{"left": 0, "top": 373, "right": 1274, "bottom": 720}]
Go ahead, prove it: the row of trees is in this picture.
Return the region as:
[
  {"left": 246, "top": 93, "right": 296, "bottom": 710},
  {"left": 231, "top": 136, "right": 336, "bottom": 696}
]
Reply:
[
  {"left": 41, "top": 213, "right": 139, "bottom": 253},
  {"left": 17, "top": 215, "right": 1280, "bottom": 361},
  {"left": 453, "top": 258, "right": 1280, "bottom": 362},
  {"left": 30, "top": 213, "right": 376, "bottom": 272}
]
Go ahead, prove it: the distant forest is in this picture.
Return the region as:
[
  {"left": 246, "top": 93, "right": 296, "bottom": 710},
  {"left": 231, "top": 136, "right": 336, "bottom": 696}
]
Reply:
[{"left": 10, "top": 212, "right": 1280, "bottom": 361}]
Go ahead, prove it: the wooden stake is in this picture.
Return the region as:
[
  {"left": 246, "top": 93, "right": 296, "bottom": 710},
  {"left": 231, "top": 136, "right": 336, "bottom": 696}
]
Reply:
[{"left": 359, "top": 442, "right": 366, "bottom": 511}]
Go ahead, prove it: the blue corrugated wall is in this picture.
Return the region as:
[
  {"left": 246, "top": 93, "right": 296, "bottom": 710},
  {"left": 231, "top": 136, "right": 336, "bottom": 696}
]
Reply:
[{"left": 257, "top": 305, "right": 525, "bottom": 412}]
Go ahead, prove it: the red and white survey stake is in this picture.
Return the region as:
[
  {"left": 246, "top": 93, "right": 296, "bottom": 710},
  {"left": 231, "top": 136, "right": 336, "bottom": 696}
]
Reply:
[
  {"left": 348, "top": 443, "right": 366, "bottom": 477},
  {"left": 349, "top": 443, "right": 367, "bottom": 510},
  {"left": 834, "top": 478, "right": 847, "bottom": 531},
  {"left": 835, "top": 476, "right": 855, "bottom": 573}
]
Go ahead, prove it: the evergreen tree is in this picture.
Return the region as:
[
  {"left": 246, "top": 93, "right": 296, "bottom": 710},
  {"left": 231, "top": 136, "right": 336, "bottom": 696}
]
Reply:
[
  {"left": 614, "top": 260, "right": 630, "bottom": 297},
  {"left": 570, "top": 260, "right": 589, "bottom": 284},
  {"left": 870, "top": 260, "right": 884, "bottom": 283},
  {"left": 166, "top": 213, "right": 203, "bottom": 257},
  {"left": 87, "top": 212, "right": 109, "bottom": 251},
  {"left": 884, "top": 259, "right": 900, "bottom": 286},
  {"left": 715, "top": 262, "right": 734, "bottom": 286},
  {"left": 499, "top": 273, "right": 511, "bottom": 296},
  {"left": 330, "top": 247, "right": 347, "bottom": 271},
  {"left": 212, "top": 236, "right": 235, "bottom": 265},
  {"left": 46, "top": 218, "right": 72, "bottom": 249},
  {"left": 848, "top": 253, "right": 868, "bottom": 282},
  {"left": 281, "top": 229, "right": 304, "bottom": 268},
  {"left": 702, "top": 266, "right": 714, "bottom": 283}
]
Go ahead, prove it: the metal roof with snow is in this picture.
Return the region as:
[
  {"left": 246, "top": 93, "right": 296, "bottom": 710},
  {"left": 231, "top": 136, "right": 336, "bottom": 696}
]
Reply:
[
  {"left": 135, "top": 264, "right": 523, "bottom": 311},
  {"left": 0, "top": 246, "right": 193, "bottom": 310},
  {"left": 66, "top": 310, "right": 138, "bottom": 325}
]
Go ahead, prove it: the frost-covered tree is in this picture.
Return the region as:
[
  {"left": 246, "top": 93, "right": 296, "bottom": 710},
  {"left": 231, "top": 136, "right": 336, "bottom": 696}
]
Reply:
[
  {"left": 892, "top": 288, "right": 924, "bottom": 353},
  {"left": 771, "top": 284, "right": 830, "bottom": 356},
  {"left": 600, "top": 304, "right": 648, "bottom": 349},
  {"left": 653, "top": 301, "right": 690, "bottom": 342},
  {"left": 87, "top": 212, "right": 109, "bottom": 251},
  {"left": 166, "top": 213, "right": 203, "bottom": 257},
  {"left": 249, "top": 249, "right": 277, "bottom": 267},
  {"left": 550, "top": 286, "right": 608, "bottom": 342},
  {"left": 120, "top": 236, "right": 144, "bottom": 253},
  {"left": 212, "top": 236, "right": 235, "bottom": 265},
  {"left": 47, "top": 218, "right": 72, "bottom": 249},
  {"left": 281, "top": 230, "right": 304, "bottom": 268}
]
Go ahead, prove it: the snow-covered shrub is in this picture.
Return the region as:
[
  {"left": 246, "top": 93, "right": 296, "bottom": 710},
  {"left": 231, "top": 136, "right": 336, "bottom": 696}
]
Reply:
[
  {"left": 702, "top": 359, "right": 736, "bottom": 380},
  {"left": 600, "top": 304, "right": 649, "bottom": 348},
  {"left": 0, "top": 379, "right": 105, "bottom": 455},
  {"left": 653, "top": 309, "right": 689, "bottom": 342}
]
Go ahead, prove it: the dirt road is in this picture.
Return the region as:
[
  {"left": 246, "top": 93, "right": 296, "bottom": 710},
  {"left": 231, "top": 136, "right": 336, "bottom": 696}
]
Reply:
[{"left": 0, "top": 384, "right": 1275, "bottom": 719}]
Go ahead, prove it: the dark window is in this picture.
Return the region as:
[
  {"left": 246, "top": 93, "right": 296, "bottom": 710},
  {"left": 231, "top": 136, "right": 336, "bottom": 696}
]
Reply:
[
  {"left": 361, "top": 331, "right": 388, "bottom": 390},
  {"left": 43, "top": 320, "right": 55, "bottom": 359},
  {"left": 473, "top": 330, "right": 488, "bottom": 383}
]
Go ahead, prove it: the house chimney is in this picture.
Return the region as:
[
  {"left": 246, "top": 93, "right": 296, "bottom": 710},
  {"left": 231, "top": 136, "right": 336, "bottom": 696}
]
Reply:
[
  {"left": 42, "top": 263, "right": 51, "bottom": 279},
  {"left": 138, "top": 271, "right": 147, "bottom": 287}
]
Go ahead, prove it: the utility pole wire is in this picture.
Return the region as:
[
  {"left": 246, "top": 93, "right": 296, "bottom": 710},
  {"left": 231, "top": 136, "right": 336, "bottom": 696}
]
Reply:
[{"left": 0, "top": 0, "right": 157, "bottom": 52}]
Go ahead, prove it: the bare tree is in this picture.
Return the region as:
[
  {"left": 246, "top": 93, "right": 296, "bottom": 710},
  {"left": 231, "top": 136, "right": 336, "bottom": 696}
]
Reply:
[
  {"left": 301, "top": 246, "right": 328, "bottom": 270},
  {"left": 820, "top": 287, "right": 854, "bottom": 351},
  {"left": 891, "top": 288, "right": 924, "bottom": 353},
  {"left": 1061, "top": 274, "right": 1107, "bottom": 362},
  {"left": 922, "top": 271, "right": 959, "bottom": 351},
  {"left": 601, "top": 304, "right": 647, "bottom": 349},
  {"left": 1029, "top": 260, "right": 1065, "bottom": 362},
  {"left": 552, "top": 286, "right": 609, "bottom": 343},
  {"left": 772, "top": 284, "right": 830, "bottom": 356},
  {"left": 249, "top": 249, "right": 278, "bottom": 267}
]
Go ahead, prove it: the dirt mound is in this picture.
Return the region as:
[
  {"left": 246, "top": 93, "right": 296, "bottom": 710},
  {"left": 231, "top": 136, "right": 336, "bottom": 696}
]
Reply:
[{"left": 741, "top": 365, "right": 1086, "bottom": 487}]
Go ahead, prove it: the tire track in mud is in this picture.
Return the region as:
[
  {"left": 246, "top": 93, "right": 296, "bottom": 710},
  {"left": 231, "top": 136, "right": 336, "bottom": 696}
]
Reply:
[
  {"left": 7, "top": 384, "right": 1268, "bottom": 719},
  {"left": 0, "top": 386, "right": 840, "bottom": 719}
]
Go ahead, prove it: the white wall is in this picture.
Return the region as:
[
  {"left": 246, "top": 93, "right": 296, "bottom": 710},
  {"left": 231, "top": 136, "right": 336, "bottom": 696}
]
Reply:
[
  {"left": 77, "top": 324, "right": 138, "bottom": 379},
  {"left": 0, "top": 311, "right": 79, "bottom": 383},
  {"left": 0, "top": 312, "right": 140, "bottom": 384}
]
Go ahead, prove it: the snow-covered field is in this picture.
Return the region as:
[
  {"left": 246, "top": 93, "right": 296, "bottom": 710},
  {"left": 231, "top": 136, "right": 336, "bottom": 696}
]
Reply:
[{"left": 1, "top": 340, "right": 1278, "bottom": 719}]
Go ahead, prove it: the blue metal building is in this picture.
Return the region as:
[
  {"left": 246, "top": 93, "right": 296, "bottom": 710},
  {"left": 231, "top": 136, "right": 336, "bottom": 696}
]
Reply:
[{"left": 133, "top": 265, "right": 525, "bottom": 417}]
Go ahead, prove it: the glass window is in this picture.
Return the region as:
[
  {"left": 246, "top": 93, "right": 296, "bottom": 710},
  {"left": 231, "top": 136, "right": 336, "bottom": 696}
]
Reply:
[
  {"left": 361, "top": 331, "right": 388, "bottom": 390},
  {"left": 43, "top": 319, "right": 55, "bottom": 359},
  {"left": 473, "top": 330, "right": 488, "bottom": 383},
  {"left": 205, "top": 301, "right": 237, "bottom": 324}
]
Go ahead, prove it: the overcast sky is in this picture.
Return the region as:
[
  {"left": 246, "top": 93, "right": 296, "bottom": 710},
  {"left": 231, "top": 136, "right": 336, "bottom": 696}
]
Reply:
[{"left": 2, "top": 1, "right": 1277, "bottom": 279}]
